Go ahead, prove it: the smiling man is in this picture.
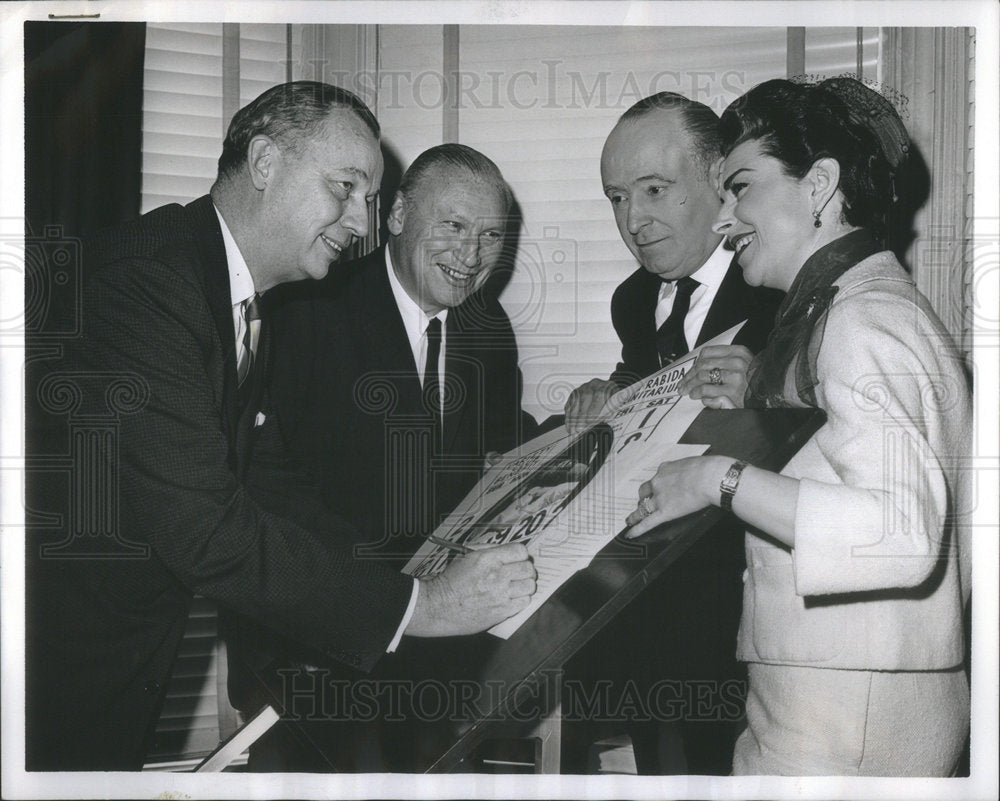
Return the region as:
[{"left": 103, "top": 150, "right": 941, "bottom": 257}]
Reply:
[
  {"left": 26, "top": 86, "right": 536, "bottom": 771},
  {"left": 245, "top": 143, "right": 535, "bottom": 561},
  {"left": 227, "top": 143, "right": 539, "bottom": 770},
  {"left": 386, "top": 147, "right": 510, "bottom": 312},
  {"left": 565, "top": 93, "right": 783, "bottom": 427}
]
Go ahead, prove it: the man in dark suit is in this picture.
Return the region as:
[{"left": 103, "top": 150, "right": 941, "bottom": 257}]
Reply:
[
  {"left": 565, "top": 93, "right": 782, "bottom": 423},
  {"left": 25, "top": 82, "right": 535, "bottom": 771},
  {"left": 560, "top": 93, "right": 783, "bottom": 775},
  {"left": 228, "top": 143, "right": 540, "bottom": 770},
  {"left": 248, "top": 144, "right": 537, "bottom": 564}
]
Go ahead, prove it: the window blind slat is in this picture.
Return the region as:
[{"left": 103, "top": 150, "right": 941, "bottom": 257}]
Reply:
[{"left": 143, "top": 110, "right": 223, "bottom": 138}]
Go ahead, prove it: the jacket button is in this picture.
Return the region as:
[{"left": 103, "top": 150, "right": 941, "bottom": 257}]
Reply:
[{"left": 144, "top": 680, "right": 161, "bottom": 695}]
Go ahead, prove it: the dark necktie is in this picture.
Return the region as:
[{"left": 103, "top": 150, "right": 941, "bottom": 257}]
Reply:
[
  {"left": 655, "top": 276, "right": 699, "bottom": 366},
  {"left": 237, "top": 296, "right": 261, "bottom": 406},
  {"left": 423, "top": 317, "right": 443, "bottom": 427}
]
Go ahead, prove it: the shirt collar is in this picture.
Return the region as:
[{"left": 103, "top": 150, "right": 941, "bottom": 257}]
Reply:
[
  {"left": 658, "top": 237, "right": 731, "bottom": 299},
  {"left": 214, "top": 204, "right": 256, "bottom": 306},
  {"left": 385, "top": 246, "right": 448, "bottom": 337}
]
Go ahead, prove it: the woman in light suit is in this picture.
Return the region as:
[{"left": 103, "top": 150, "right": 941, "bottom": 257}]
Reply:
[{"left": 625, "top": 77, "right": 971, "bottom": 776}]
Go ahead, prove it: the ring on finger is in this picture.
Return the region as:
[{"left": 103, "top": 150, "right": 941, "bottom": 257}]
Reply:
[
  {"left": 708, "top": 367, "right": 724, "bottom": 385},
  {"left": 638, "top": 496, "right": 656, "bottom": 518}
]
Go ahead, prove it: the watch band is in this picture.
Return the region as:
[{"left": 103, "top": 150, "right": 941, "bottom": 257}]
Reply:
[{"left": 719, "top": 460, "right": 748, "bottom": 512}]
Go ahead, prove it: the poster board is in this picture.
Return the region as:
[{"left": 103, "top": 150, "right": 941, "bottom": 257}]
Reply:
[{"left": 403, "top": 325, "right": 745, "bottom": 636}]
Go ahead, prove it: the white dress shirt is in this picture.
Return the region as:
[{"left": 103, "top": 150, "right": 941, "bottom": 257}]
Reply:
[
  {"left": 386, "top": 247, "right": 447, "bottom": 400},
  {"left": 214, "top": 206, "right": 256, "bottom": 353},
  {"left": 654, "top": 238, "right": 732, "bottom": 348}
]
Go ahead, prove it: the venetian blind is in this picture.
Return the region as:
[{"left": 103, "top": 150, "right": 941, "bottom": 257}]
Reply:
[
  {"left": 378, "top": 25, "right": 879, "bottom": 422},
  {"left": 140, "top": 23, "right": 288, "bottom": 214},
  {"left": 456, "top": 25, "right": 790, "bottom": 422}
]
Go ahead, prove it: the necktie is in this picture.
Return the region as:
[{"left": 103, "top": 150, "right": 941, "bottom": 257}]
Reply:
[
  {"left": 237, "top": 295, "right": 261, "bottom": 388},
  {"left": 423, "top": 317, "right": 443, "bottom": 427},
  {"left": 655, "top": 276, "right": 699, "bottom": 366}
]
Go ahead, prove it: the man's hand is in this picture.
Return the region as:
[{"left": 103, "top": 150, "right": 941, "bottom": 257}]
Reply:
[
  {"left": 564, "top": 378, "right": 618, "bottom": 433},
  {"left": 483, "top": 451, "right": 504, "bottom": 471},
  {"left": 405, "top": 543, "right": 537, "bottom": 637}
]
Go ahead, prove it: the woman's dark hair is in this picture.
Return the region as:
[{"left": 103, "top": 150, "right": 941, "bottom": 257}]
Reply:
[
  {"left": 217, "top": 81, "right": 380, "bottom": 178},
  {"left": 719, "top": 78, "right": 909, "bottom": 235}
]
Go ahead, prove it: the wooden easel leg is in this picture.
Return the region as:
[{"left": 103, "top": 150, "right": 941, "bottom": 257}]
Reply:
[{"left": 529, "top": 669, "right": 562, "bottom": 774}]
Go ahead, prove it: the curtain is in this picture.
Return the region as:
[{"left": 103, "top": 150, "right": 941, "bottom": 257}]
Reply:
[
  {"left": 25, "top": 22, "right": 146, "bottom": 240},
  {"left": 24, "top": 21, "right": 146, "bottom": 337}
]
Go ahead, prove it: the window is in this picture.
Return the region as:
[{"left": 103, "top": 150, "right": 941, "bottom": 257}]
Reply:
[
  {"left": 378, "top": 26, "right": 878, "bottom": 422},
  {"left": 141, "top": 23, "right": 224, "bottom": 212},
  {"left": 140, "top": 23, "right": 288, "bottom": 213}
]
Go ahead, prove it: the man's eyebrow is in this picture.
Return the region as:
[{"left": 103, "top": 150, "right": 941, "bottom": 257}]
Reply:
[
  {"left": 440, "top": 212, "right": 507, "bottom": 230},
  {"left": 722, "top": 167, "right": 751, "bottom": 192},
  {"left": 636, "top": 173, "right": 675, "bottom": 183},
  {"left": 333, "top": 166, "right": 369, "bottom": 180}
]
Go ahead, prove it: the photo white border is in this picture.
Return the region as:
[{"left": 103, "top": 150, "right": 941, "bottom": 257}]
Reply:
[{"left": 2, "top": 2, "right": 997, "bottom": 799}]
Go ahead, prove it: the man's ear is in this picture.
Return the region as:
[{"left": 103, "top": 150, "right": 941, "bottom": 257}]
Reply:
[
  {"left": 387, "top": 192, "right": 406, "bottom": 236},
  {"left": 247, "top": 135, "right": 275, "bottom": 191},
  {"left": 709, "top": 156, "right": 725, "bottom": 197}
]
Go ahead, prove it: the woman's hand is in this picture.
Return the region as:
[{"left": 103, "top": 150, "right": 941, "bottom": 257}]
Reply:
[
  {"left": 679, "top": 344, "right": 753, "bottom": 409},
  {"left": 625, "top": 454, "right": 800, "bottom": 547},
  {"left": 624, "top": 455, "right": 730, "bottom": 538}
]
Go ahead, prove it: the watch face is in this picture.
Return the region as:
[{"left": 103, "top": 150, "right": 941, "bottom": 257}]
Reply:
[
  {"left": 723, "top": 464, "right": 741, "bottom": 489},
  {"left": 720, "top": 461, "right": 747, "bottom": 509}
]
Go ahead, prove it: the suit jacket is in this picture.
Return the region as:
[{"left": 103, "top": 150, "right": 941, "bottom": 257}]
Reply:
[
  {"left": 738, "top": 253, "right": 970, "bottom": 670},
  {"left": 25, "top": 196, "right": 412, "bottom": 770},
  {"left": 609, "top": 256, "right": 784, "bottom": 387},
  {"left": 223, "top": 246, "right": 537, "bottom": 725},
  {"left": 247, "top": 246, "right": 537, "bottom": 561}
]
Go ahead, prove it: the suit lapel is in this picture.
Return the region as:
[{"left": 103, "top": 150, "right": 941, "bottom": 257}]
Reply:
[
  {"left": 359, "top": 250, "right": 426, "bottom": 414},
  {"left": 636, "top": 272, "right": 663, "bottom": 375},
  {"left": 442, "top": 311, "right": 475, "bottom": 453},
  {"left": 185, "top": 196, "right": 241, "bottom": 438},
  {"left": 697, "top": 256, "right": 750, "bottom": 346}
]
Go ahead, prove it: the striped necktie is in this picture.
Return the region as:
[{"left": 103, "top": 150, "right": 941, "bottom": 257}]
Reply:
[{"left": 237, "top": 295, "right": 261, "bottom": 387}]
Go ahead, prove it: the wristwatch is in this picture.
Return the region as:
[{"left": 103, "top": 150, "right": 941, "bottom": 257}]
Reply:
[{"left": 719, "top": 460, "right": 748, "bottom": 512}]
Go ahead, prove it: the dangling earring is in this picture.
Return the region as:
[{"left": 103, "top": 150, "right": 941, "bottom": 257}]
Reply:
[
  {"left": 812, "top": 191, "right": 833, "bottom": 229},
  {"left": 813, "top": 180, "right": 834, "bottom": 228}
]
